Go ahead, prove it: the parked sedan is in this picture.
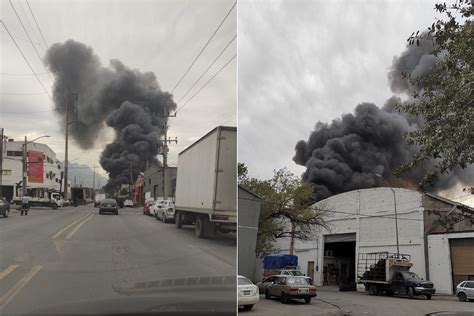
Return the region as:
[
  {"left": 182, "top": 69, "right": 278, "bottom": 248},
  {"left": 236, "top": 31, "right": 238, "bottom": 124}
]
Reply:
[
  {"left": 154, "top": 200, "right": 175, "bottom": 223},
  {"left": 99, "top": 199, "right": 119, "bottom": 215},
  {"left": 456, "top": 280, "right": 474, "bottom": 302},
  {"left": 143, "top": 201, "right": 155, "bottom": 215},
  {"left": 265, "top": 275, "right": 317, "bottom": 304},
  {"left": 0, "top": 197, "right": 10, "bottom": 218},
  {"left": 238, "top": 275, "right": 259, "bottom": 311}
]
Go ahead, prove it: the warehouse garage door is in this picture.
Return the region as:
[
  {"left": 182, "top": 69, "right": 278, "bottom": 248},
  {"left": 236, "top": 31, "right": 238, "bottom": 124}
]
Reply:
[
  {"left": 323, "top": 233, "right": 356, "bottom": 289},
  {"left": 450, "top": 238, "right": 474, "bottom": 292}
]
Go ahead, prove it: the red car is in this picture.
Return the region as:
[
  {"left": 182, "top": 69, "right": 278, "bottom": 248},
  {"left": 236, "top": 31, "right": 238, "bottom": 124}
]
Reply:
[{"left": 143, "top": 201, "right": 155, "bottom": 215}]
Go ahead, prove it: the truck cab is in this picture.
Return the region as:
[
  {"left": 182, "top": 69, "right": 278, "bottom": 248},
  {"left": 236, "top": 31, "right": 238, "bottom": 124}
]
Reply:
[{"left": 390, "top": 271, "right": 435, "bottom": 299}]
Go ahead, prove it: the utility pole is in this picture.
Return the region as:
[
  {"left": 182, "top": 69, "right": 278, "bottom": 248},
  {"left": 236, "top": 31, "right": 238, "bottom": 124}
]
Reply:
[
  {"left": 64, "top": 90, "right": 69, "bottom": 201},
  {"left": 161, "top": 109, "right": 177, "bottom": 200},
  {"left": 129, "top": 162, "right": 133, "bottom": 199},
  {"left": 92, "top": 165, "right": 96, "bottom": 191},
  {"left": 22, "top": 136, "right": 27, "bottom": 197},
  {"left": 0, "top": 128, "right": 4, "bottom": 197},
  {"left": 289, "top": 222, "right": 296, "bottom": 255},
  {"left": 64, "top": 91, "right": 78, "bottom": 201}
]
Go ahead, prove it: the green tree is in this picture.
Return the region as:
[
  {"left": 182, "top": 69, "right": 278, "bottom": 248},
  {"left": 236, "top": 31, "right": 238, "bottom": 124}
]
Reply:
[
  {"left": 398, "top": 0, "right": 473, "bottom": 186},
  {"left": 239, "top": 164, "right": 328, "bottom": 257}
]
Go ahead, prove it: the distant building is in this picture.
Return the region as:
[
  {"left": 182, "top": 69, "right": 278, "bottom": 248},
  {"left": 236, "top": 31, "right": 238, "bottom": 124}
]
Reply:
[
  {"left": 143, "top": 164, "right": 177, "bottom": 201},
  {"left": 0, "top": 140, "right": 69, "bottom": 201}
]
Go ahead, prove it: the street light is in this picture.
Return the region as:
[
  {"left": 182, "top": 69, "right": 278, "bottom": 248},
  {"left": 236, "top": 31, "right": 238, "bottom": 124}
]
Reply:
[
  {"left": 22, "top": 135, "right": 51, "bottom": 196},
  {"left": 375, "top": 173, "right": 400, "bottom": 258}
]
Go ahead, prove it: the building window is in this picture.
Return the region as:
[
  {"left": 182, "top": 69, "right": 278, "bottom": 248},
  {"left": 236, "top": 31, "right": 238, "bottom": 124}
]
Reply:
[
  {"left": 6, "top": 151, "right": 22, "bottom": 157},
  {"left": 1, "top": 170, "right": 12, "bottom": 176}
]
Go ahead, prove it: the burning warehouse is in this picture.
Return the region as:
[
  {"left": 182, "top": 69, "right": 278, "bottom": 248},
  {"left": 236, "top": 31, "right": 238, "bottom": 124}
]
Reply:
[{"left": 255, "top": 35, "right": 473, "bottom": 295}]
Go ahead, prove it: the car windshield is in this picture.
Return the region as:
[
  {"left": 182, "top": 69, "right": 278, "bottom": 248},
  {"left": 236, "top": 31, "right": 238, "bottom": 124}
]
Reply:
[
  {"left": 287, "top": 277, "right": 309, "bottom": 285},
  {"left": 101, "top": 199, "right": 117, "bottom": 205},
  {"left": 401, "top": 271, "right": 421, "bottom": 279},
  {"left": 238, "top": 276, "right": 253, "bottom": 285},
  {"left": 288, "top": 270, "right": 304, "bottom": 276}
]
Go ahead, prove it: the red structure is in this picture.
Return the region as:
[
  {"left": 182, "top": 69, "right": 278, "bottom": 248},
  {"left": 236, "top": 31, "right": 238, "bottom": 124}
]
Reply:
[{"left": 133, "top": 175, "right": 144, "bottom": 206}]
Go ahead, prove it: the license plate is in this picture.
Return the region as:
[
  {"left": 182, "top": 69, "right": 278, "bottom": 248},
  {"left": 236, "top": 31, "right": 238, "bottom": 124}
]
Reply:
[
  {"left": 298, "top": 288, "right": 309, "bottom": 293},
  {"left": 243, "top": 290, "right": 250, "bottom": 295}
]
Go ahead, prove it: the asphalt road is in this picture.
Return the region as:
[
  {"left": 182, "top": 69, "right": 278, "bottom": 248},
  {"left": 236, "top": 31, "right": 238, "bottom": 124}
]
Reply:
[
  {"left": 0, "top": 204, "right": 236, "bottom": 315},
  {"left": 243, "top": 287, "right": 474, "bottom": 316}
]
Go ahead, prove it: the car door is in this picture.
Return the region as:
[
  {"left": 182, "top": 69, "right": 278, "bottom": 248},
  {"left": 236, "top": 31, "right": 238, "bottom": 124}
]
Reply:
[
  {"left": 268, "top": 276, "right": 280, "bottom": 296},
  {"left": 465, "top": 281, "right": 474, "bottom": 299},
  {"left": 261, "top": 276, "right": 274, "bottom": 293},
  {"left": 391, "top": 272, "right": 405, "bottom": 294}
]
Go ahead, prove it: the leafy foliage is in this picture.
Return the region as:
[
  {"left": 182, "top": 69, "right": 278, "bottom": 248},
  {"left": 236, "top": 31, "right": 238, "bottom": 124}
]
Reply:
[
  {"left": 238, "top": 163, "right": 328, "bottom": 257},
  {"left": 398, "top": 0, "right": 473, "bottom": 186}
]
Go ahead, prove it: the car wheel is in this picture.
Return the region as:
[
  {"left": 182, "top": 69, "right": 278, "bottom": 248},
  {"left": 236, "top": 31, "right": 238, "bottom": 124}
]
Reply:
[
  {"left": 195, "top": 216, "right": 204, "bottom": 238},
  {"left": 242, "top": 304, "right": 253, "bottom": 310},
  {"left": 99, "top": 210, "right": 102, "bottom": 215},
  {"left": 426, "top": 294, "right": 432, "bottom": 300},
  {"left": 3, "top": 209, "right": 9, "bottom": 218},
  {"left": 281, "top": 293, "right": 288, "bottom": 304},
  {"left": 369, "top": 285, "right": 378, "bottom": 296},
  {"left": 52, "top": 203, "right": 58, "bottom": 210},
  {"left": 304, "top": 297, "right": 311, "bottom": 304},
  {"left": 175, "top": 211, "right": 183, "bottom": 228},
  {"left": 265, "top": 289, "right": 271, "bottom": 299},
  {"left": 115, "top": 210, "right": 118, "bottom": 215},
  {"left": 386, "top": 290, "right": 394, "bottom": 296},
  {"left": 162, "top": 213, "right": 167, "bottom": 223},
  {"left": 407, "top": 287, "right": 415, "bottom": 299},
  {"left": 458, "top": 292, "right": 467, "bottom": 302}
]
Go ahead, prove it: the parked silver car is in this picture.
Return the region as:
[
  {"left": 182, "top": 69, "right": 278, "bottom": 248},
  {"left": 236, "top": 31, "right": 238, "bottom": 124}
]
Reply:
[
  {"left": 456, "top": 280, "right": 474, "bottom": 302},
  {"left": 0, "top": 197, "right": 10, "bottom": 218}
]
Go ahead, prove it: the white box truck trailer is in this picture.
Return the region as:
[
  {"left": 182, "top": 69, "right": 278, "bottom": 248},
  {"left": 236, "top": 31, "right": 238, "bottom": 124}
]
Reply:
[{"left": 174, "top": 126, "right": 236, "bottom": 238}]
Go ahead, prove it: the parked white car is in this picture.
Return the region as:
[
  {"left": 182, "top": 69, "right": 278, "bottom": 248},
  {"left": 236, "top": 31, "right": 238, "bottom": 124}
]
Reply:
[
  {"left": 123, "top": 199, "right": 134, "bottom": 207},
  {"left": 154, "top": 200, "right": 175, "bottom": 223},
  {"left": 456, "top": 280, "right": 474, "bottom": 302},
  {"left": 238, "top": 275, "right": 259, "bottom": 311}
]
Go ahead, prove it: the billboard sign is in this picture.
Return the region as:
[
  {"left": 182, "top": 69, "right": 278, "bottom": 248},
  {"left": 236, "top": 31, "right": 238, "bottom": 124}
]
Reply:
[{"left": 28, "top": 150, "right": 44, "bottom": 183}]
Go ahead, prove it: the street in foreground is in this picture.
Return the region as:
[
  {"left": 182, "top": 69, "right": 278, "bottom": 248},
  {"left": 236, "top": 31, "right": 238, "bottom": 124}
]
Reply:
[
  {"left": 0, "top": 205, "right": 236, "bottom": 315},
  {"left": 241, "top": 287, "right": 474, "bottom": 316}
]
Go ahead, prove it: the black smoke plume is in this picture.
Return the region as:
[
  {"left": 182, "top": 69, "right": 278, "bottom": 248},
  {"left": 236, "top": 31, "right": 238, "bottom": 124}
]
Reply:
[
  {"left": 45, "top": 40, "right": 176, "bottom": 192},
  {"left": 294, "top": 38, "right": 472, "bottom": 201}
]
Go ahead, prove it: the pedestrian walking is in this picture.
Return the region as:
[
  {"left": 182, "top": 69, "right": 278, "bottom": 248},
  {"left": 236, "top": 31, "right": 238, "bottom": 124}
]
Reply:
[{"left": 21, "top": 193, "right": 30, "bottom": 216}]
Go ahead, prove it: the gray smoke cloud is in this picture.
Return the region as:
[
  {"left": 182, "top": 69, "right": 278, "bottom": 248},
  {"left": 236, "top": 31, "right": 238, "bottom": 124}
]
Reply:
[
  {"left": 294, "top": 38, "right": 472, "bottom": 201},
  {"left": 45, "top": 40, "right": 176, "bottom": 191}
]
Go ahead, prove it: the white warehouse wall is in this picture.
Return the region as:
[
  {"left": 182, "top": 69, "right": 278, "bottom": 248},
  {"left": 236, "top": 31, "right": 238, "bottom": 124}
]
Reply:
[
  {"left": 268, "top": 188, "right": 427, "bottom": 287},
  {"left": 428, "top": 232, "right": 474, "bottom": 295}
]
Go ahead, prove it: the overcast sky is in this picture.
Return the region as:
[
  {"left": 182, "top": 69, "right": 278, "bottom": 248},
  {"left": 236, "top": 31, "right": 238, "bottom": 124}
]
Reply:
[
  {"left": 238, "top": 0, "right": 474, "bottom": 205},
  {"left": 1, "top": 0, "right": 236, "bottom": 177}
]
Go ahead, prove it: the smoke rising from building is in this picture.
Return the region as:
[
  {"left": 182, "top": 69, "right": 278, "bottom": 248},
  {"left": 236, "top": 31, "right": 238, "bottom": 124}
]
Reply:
[
  {"left": 294, "top": 38, "right": 472, "bottom": 201},
  {"left": 45, "top": 40, "right": 176, "bottom": 191}
]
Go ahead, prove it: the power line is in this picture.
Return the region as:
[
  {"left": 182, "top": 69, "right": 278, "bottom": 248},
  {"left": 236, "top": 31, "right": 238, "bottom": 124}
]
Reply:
[
  {"left": 0, "top": 21, "right": 52, "bottom": 100},
  {"left": 176, "top": 53, "right": 236, "bottom": 113},
  {"left": 0, "top": 71, "right": 55, "bottom": 76},
  {"left": 170, "top": 1, "right": 236, "bottom": 94},
  {"left": 0, "top": 91, "right": 49, "bottom": 95},
  {"left": 176, "top": 34, "right": 236, "bottom": 105},
  {"left": 237, "top": 196, "right": 425, "bottom": 222},
  {"left": 9, "top": 0, "right": 54, "bottom": 84},
  {"left": 25, "top": 0, "right": 71, "bottom": 91},
  {"left": 0, "top": 109, "right": 54, "bottom": 114}
]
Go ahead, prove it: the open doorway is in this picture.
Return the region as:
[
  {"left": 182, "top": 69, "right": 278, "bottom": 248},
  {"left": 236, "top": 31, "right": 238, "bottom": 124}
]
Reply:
[{"left": 323, "top": 233, "right": 356, "bottom": 290}]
